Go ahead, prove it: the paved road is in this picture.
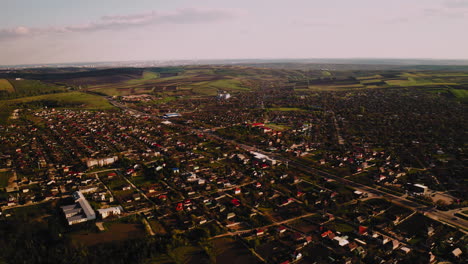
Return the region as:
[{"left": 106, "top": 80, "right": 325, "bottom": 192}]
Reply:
[{"left": 210, "top": 212, "right": 317, "bottom": 239}]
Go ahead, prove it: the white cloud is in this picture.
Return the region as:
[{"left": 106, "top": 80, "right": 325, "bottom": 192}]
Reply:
[{"left": 0, "top": 8, "right": 242, "bottom": 40}]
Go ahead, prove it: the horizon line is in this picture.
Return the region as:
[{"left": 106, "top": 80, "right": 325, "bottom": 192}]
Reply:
[{"left": 2, "top": 57, "right": 468, "bottom": 68}]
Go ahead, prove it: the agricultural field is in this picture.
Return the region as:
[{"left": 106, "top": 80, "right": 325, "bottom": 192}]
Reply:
[
  {"left": 188, "top": 79, "right": 250, "bottom": 95},
  {"left": 0, "top": 79, "right": 14, "bottom": 93},
  {"left": 2, "top": 79, "right": 66, "bottom": 99},
  {"left": 307, "top": 83, "right": 366, "bottom": 91},
  {"left": 89, "top": 68, "right": 254, "bottom": 97},
  {"left": 0, "top": 91, "right": 114, "bottom": 124},
  {"left": 449, "top": 88, "right": 468, "bottom": 100},
  {"left": 126, "top": 71, "right": 159, "bottom": 85}
]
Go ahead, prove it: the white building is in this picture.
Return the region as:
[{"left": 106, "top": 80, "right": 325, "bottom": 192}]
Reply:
[
  {"left": 163, "top": 113, "right": 181, "bottom": 118},
  {"left": 217, "top": 92, "right": 231, "bottom": 100},
  {"left": 97, "top": 206, "right": 123, "bottom": 219},
  {"left": 86, "top": 156, "right": 118, "bottom": 168},
  {"left": 250, "top": 151, "right": 277, "bottom": 165},
  {"left": 61, "top": 191, "right": 96, "bottom": 225}
]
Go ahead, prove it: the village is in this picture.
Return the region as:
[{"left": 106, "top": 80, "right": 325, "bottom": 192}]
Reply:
[{"left": 0, "top": 81, "right": 466, "bottom": 263}]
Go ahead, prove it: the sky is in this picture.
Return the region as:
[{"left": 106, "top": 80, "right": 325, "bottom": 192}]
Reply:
[{"left": 1, "top": 0, "right": 467, "bottom": 65}]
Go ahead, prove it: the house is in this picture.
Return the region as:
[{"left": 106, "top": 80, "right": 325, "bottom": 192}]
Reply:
[
  {"left": 251, "top": 123, "right": 264, "bottom": 127},
  {"left": 412, "top": 183, "right": 429, "bottom": 195},
  {"left": 97, "top": 206, "right": 123, "bottom": 219},
  {"left": 452, "top": 248, "right": 462, "bottom": 258},
  {"left": 163, "top": 113, "right": 181, "bottom": 118},
  {"left": 358, "top": 226, "right": 368, "bottom": 235},
  {"left": 334, "top": 236, "right": 349, "bottom": 246},
  {"left": 61, "top": 191, "right": 96, "bottom": 225},
  {"left": 231, "top": 198, "right": 241, "bottom": 207},
  {"left": 227, "top": 212, "right": 236, "bottom": 220},
  {"left": 256, "top": 229, "right": 265, "bottom": 236},
  {"left": 217, "top": 92, "right": 231, "bottom": 100},
  {"left": 278, "top": 226, "right": 287, "bottom": 233}
]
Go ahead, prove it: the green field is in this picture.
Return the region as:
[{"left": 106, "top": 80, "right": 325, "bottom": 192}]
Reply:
[
  {"left": 4, "top": 91, "right": 113, "bottom": 109},
  {"left": 360, "top": 79, "right": 383, "bottom": 84},
  {"left": 0, "top": 91, "right": 114, "bottom": 124},
  {"left": 3, "top": 201, "right": 54, "bottom": 222},
  {"left": 307, "top": 84, "right": 365, "bottom": 91},
  {"left": 265, "top": 123, "right": 291, "bottom": 131},
  {"left": 151, "top": 96, "right": 177, "bottom": 104},
  {"left": 449, "top": 89, "right": 468, "bottom": 99},
  {"left": 7, "top": 79, "right": 66, "bottom": 98},
  {"left": 321, "top": 71, "right": 332, "bottom": 76},
  {"left": 190, "top": 79, "right": 249, "bottom": 95},
  {"left": 126, "top": 71, "right": 159, "bottom": 85},
  {"left": 0, "top": 79, "right": 14, "bottom": 92},
  {"left": 385, "top": 77, "right": 457, "bottom": 87},
  {"left": 357, "top": 75, "right": 383, "bottom": 80}
]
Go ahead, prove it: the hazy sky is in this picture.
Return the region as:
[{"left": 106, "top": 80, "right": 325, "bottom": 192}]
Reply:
[{"left": 1, "top": 0, "right": 467, "bottom": 65}]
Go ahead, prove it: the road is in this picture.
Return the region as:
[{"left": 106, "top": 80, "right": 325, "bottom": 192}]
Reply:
[{"left": 210, "top": 212, "right": 317, "bottom": 239}]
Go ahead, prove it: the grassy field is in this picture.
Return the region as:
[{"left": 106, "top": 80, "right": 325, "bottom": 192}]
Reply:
[
  {"left": 148, "top": 220, "right": 167, "bottom": 235},
  {"left": 0, "top": 170, "right": 12, "bottom": 188},
  {"left": 169, "top": 246, "right": 210, "bottom": 264},
  {"left": 264, "top": 123, "right": 291, "bottom": 131},
  {"left": 267, "top": 107, "right": 305, "bottom": 112},
  {"left": 8, "top": 79, "right": 66, "bottom": 97},
  {"left": 190, "top": 79, "right": 249, "bottom": 95},
  {"left": 211, "top": 238, "right": 259, "bottom": 264},
  {"left": 307, "top": 84, "right": 365, "bottom": 91},
  {"left": 0, "top": 79, "right": 14, "bottom": 92},
  {"left": 126, "top": 71, "right": 159, "bottom": 85},
  {"left": 360, "top": 79, "right": 383, "bottom": 84},
  {"left": 72, "top": 223, "right": 146, "bottom": 246},
  {"left": 321, "top": 71, "right": 332, "bottom": 76},
  {"left": 357, "top": 75, "right": 383, "bottom": 80},
  {"left": 449, "top": 89, "right": 468, "bottom": 99},
  {"left": 4, "top": 91, "right": 113, "bottom": 109},
  {"left": 0, "top": 91, "right": 114, "bottom": 124},
  {"left": 385, "top": 77, "right": 457, "bottom": 87},
  {"left": 150, "top": 96, "right": 177, "bottom": 104},
  {"left": 3, "top": 201, "right": 54, "bottom": 222}
]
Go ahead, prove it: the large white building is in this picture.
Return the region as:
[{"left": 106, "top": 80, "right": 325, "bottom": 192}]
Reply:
[
  {"left": 85, "top": 156, "right": 118, "bottom": 168},
  {"left": 250, "top": 151, "right": 277, "bottom": 165},
  {"left": 61, "top": 191, "right": 96, "bottom": 225},
  {"left": 97, "top": 206, "right": 123, "bottom": 219}
]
